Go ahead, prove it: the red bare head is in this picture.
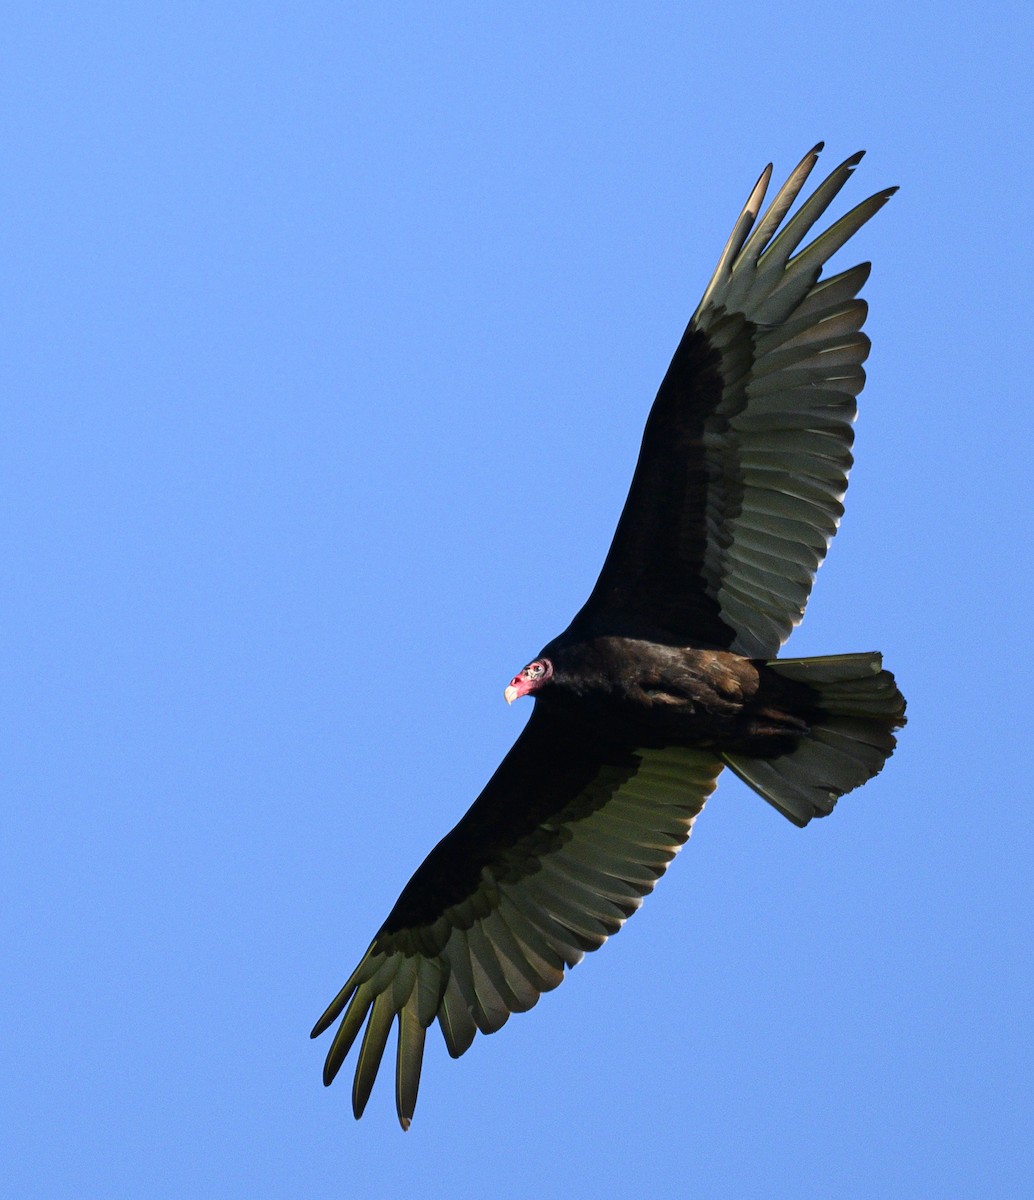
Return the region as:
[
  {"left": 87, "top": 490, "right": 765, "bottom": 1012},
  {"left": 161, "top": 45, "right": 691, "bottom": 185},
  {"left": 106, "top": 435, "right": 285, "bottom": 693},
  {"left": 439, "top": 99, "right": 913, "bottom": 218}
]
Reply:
[{"left": 504, "top": 658, "right": 554, "bottom": 704}]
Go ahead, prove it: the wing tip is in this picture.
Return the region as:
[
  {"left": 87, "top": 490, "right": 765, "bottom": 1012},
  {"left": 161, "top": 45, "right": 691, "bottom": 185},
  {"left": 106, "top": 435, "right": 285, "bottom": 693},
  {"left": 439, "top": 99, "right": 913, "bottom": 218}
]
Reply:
[
  {"left": 858, "top": 186, "right": 899, "bottom": 222},
  {"left": 753, "top": 162, "right": 775, "bottom": 208},
  {"left": 322, "top": 1056, "right": 341, "bottom": 1087}
]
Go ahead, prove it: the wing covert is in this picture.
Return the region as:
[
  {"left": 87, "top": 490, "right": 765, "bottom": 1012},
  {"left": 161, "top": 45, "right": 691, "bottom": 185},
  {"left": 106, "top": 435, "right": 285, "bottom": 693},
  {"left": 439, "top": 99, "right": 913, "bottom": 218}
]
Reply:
[
  {"left": 572, "top": 145, "right": 895, "bottom": 656},
  {"left": 311, "top": 706, "right": 722, "bottom": 1128}
]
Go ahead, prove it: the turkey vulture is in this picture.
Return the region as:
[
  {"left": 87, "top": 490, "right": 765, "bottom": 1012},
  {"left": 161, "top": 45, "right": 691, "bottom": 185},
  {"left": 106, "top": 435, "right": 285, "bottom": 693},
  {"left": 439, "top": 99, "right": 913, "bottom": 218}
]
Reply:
[{"left": 312, "top": 144, "right": 906, "bottom": 1129}]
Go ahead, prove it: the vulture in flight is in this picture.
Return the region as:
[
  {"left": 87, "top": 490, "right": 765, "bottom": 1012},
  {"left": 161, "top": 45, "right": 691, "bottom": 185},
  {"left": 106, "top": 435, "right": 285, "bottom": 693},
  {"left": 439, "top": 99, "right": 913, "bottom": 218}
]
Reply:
[{"left": 312, "top": 144, "right": 907, "bottom": 1128}]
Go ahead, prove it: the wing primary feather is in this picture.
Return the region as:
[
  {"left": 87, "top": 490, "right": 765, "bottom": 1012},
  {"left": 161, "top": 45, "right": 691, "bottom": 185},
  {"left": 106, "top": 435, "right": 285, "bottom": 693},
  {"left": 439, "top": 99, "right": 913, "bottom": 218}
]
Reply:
[
  {"left": 389, "top": 958, "right": 418, "bottom": 1011},
  {"left": 757, "top": 191, "right": 896, "bottom": 322},
  {"left": 322, "top": 986, "right": 374, "bottom": 1086},
  {"left": 310, "top": 950, "right": 377, "bottom": 1039},
  {"left": 693, "top": 163, "right": 772, "bottom": 317},
  {"left": 395, "top": 1003, "right": 425, "bottom": 1131},
  {"left": 784, "top": 190, "right": 897, "bottom": 282},
  {"left": 414, "top": 957, "right": 447, "bottom": 1027},
  {"left": 733, "top": 143, "right": 824, "bottom": 281},
  {"left": 352, "top": 992, "right": 395, "bottom": 1119},
  {"left": 791, "top": 262, "right": 872, "bottom": 319},
  {"left": 446, "top": 926, "right": 503, "bottom": 1034},
  {"left": 755, "top": 150, "right": 865, "bottom": 281},
  {"left": 438, "top": 969, "right": 478, "bottom": 1058}
]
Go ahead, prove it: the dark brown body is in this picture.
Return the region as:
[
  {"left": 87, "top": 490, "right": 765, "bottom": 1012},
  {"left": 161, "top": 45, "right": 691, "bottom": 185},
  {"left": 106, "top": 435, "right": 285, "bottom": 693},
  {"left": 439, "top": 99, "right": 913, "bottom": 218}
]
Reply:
[{"left": 541, "top": 635, "right": 814, "bottom": 755}]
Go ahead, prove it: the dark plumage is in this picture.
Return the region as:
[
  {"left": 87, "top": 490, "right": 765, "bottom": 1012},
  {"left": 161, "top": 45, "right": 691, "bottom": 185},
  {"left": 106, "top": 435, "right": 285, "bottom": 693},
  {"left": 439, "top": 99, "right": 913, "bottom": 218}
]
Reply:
[{"left": 312, "top": 144, "right": 907, "bottom": 1128}]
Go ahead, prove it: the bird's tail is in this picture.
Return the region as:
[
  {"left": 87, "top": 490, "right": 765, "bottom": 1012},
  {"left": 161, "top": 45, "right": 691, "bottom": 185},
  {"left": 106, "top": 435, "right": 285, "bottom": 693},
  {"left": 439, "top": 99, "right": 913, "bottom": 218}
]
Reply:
[{"left": 721, "top": 652, "right": 906, "bottom": 827}]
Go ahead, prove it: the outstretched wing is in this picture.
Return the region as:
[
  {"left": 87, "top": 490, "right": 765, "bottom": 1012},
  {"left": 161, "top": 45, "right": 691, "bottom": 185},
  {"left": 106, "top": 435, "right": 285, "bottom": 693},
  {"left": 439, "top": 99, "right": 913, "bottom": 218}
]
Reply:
[
  {"left": 311, "top": 706, "right": 722, "bottom": 1128},
  {"left": 572, "top": 145, "right": 896, "bottom": 657}
]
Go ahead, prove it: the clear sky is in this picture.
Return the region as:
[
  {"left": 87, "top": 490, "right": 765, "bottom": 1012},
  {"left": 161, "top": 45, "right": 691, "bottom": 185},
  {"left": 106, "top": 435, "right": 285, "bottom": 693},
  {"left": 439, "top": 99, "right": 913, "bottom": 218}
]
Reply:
[{"left": 5, "top": 4, "right": 1032, "bottom": 1197}]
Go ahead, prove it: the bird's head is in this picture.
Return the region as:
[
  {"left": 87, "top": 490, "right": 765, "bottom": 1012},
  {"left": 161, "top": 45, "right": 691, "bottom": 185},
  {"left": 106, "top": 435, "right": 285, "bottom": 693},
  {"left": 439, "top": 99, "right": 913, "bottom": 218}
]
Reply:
[{"left": 504, "top": 658, "right": 554, "bottom": 704}]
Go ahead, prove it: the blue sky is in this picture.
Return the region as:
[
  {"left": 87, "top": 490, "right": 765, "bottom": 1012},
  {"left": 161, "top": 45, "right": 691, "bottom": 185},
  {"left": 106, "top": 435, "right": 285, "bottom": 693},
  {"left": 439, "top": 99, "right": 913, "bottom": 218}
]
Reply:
[{"left": 4, "top": 4, "right": 1032, "bottom": 1197}]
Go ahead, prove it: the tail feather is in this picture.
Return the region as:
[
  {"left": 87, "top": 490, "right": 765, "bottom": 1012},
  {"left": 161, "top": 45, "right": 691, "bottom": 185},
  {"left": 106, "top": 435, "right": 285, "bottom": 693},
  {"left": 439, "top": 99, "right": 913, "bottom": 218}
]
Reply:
[{"left": 723, "top": 652, "right": 906, "bottom": 827}]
